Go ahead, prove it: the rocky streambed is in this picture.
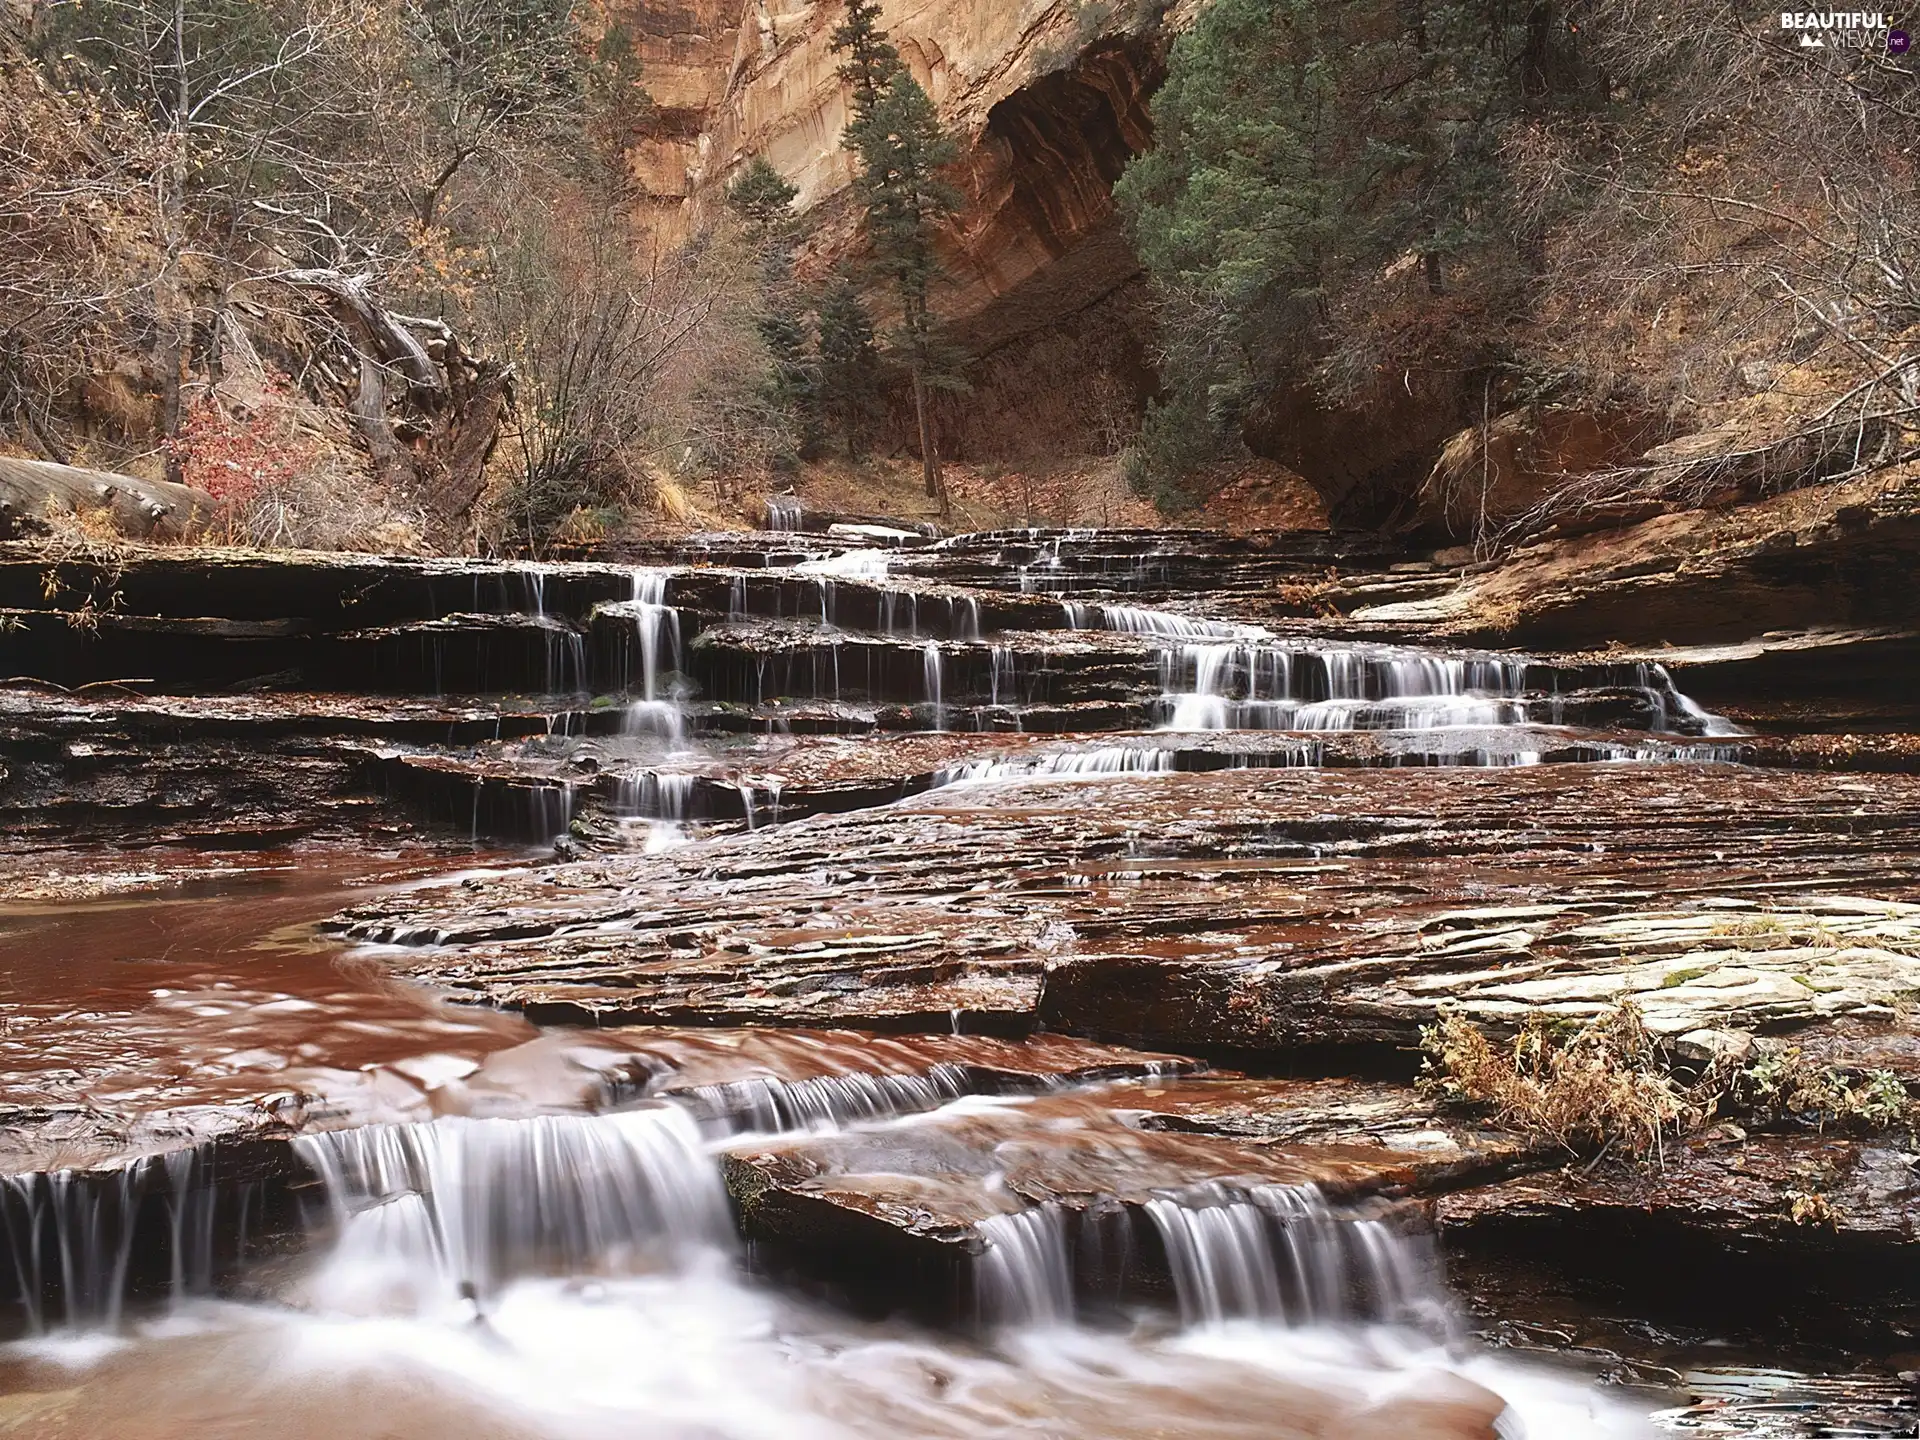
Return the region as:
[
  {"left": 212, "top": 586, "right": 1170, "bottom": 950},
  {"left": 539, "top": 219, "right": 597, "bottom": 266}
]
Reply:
[{"left": 1, "top": 527, "right": 1917, "bottom": 1437}]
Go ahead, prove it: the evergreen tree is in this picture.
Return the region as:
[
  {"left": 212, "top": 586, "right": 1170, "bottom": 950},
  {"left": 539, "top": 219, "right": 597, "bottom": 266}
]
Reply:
[
  {"left": 1115, "top": 0, "right": 1558, "bottom": 507},
  {"left": 815, "top": 277, "right": 883, "bottom": 458},
  {"left": 829, "top": 0, "right": 964, "bottom": 516},
  {"left": 727, "top": 157, "right": 820, "bottom": 460},
  {"left": 830, "top": 0, "right": 901, "bottom": 117},
  {"left": 727, "top": 155, "right": 802, "bottom": 236}
]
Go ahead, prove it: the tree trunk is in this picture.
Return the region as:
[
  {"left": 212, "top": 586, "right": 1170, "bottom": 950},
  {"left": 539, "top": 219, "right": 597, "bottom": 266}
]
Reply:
[
  {"left": 159, "top": 0, "right": 189, "bottom": 486},
  {"left": 910, "top": 363, "right": 947, "bottom": 517},
  {"left": 350, "top": 353, "right": 418, "bottom": 502},
  {"left": 432, "top": 361, "right": 510, "bottom": 547}
]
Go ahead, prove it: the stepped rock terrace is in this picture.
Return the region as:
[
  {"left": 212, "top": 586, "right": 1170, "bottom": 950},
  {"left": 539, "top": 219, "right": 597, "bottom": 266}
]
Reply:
[{"left": 2, "top": 526, "right": 1916, "bottom": 1437}]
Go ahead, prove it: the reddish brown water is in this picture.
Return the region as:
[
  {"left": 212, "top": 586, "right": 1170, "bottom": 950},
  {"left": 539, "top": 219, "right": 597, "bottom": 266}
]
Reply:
[{"left": 0, "top": 846, "right": 536, "bottom": 1122}]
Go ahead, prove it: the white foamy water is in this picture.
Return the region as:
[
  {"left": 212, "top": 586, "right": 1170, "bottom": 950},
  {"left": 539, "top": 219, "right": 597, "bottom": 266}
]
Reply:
[
  {"left": 795, "top": 549, "right": 891, "bottom": 580},
  {"left": 1, "top": 1105, "right": 1655, "bottom": 1438},
  {"left": 0, "top": 1269, "right": 1654, "bottom": 1440},
  {"left": 295, "top": 1108, "right": 729, "bottom": 1306}
]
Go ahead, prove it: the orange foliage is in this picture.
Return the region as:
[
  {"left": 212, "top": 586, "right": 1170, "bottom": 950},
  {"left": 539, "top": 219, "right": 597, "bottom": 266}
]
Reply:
[{"left": 164, "top": 376, "right": 324, "bottom": 508}]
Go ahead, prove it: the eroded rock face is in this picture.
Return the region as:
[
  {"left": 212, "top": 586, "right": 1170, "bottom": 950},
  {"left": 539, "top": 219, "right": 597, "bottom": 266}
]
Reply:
[
  {"left": 623, "top": 1, "right": 1167, "bottom": 460},
  {"left": 332, "top": 765, "right": 1920, "bottom": 1063},
  {"left": 721, "top": 1083, "right": 1453, "bottom": 1321},
  {"left": 1440, "top": 1131, "right": 1920, "bottom": 1348},
  {"left": 1358, "top": 472, "right": 1920, "bottom": 650}
]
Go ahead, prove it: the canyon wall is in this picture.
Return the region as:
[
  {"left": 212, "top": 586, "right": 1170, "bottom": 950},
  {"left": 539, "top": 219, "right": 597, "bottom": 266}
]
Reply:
[{"left": 625, "top": 0, "right": 1169, "bottom": 463}]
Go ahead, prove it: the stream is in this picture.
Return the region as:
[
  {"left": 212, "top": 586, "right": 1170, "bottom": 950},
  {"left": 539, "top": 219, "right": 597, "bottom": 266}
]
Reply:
[{"left": 0, "top": 525, "right": 1913, "bottom": 1437}]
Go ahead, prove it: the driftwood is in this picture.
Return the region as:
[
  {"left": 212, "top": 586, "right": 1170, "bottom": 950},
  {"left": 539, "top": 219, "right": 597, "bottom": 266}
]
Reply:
[
  {"left": 1495, "top": 409, "right": 1916, "bottom": 547},
  {"left": 276, "top": 269, "right": 442, "bottom": 394},
  {"left": 0, "top": 456, "right": 215, "bottom": 540},
  {"left": 269, "top": 270, "right": 508, "bottom": 549}
]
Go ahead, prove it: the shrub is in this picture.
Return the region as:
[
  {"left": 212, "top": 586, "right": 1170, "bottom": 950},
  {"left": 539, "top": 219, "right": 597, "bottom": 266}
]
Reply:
[{"left": 1419, "top": 1002, "right": 1699, "bottom": 1162}]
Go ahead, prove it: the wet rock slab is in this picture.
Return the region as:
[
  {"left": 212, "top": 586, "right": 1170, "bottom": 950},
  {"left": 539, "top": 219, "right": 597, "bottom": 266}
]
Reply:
[
  {"left": 335, "top": 766, "right": 1920, "bottom": 1064},
  {"left": 719, "top": 1082, "right": 1450, "bottom": 1318},
  {"left": 1110, "top": 1076, "right": 1542, "bottom": 1185},
  {"left": 442, "top": 1027, "right": 1202, "bottom": 1122},
  {"left": 0, "top": 1099, "right": 303, "bottom": 1180},
  {"left": 1440, "top": 1130, "right": 1920, "bottom": 1349},
  {"left": 0, "top": 686, "right": 596, "bottom": 848},
  {"left": 375, "top": 725, "right": 1753, "bottom": 848}
]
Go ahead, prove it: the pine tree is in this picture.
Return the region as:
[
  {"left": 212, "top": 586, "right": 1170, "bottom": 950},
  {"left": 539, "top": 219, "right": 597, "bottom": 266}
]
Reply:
[
  {"left": 727, "top": 155, "right": 801, "bottom": 237},
  {"left": 1114, "top": 0, "right": 1556, "bottom": 507},
  {"left": 829, "top": 0, "right": 963, "bottom": 516},
  {"left": 727, "top": 157, "right": 820, "bottom": 459},
  {"left": 815, "top": 277, "right": 883, "bottom": 458},
  {"left": 831, "top": 0, "right": 902, "bottom": 116}
]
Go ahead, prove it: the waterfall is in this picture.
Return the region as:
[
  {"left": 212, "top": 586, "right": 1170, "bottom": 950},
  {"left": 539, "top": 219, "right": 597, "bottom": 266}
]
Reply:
[
  {"left": 989, "top": 644, "right": 1016, "bottom": 711},
  {"left": 1085, "top": 605, "right": 1253, "bottom": 640},
  {"left": 614, "top": 771, "right": 697, "bottom": 822},
  {"left": 796, "top": 549, "right": 890, "bottom": 581},
  {"left": 765, "top": 496, "right": 802, "bottom": 531},
  {"left": 1638, "top": 662, "right": 1745, "bottom": 736},
  {"left": 624, "top": 569, "right": 685, "bottom": 743},
  {"left": 977, "top": 1205, "right": 1075, "bottom": 1327},
  {"left": 1, "top": 1148, "right": 240, "bottom": 1334},
  {"left": 879, "top": 589, "right": 922, "bottom": 639},
  {"left": 520, "top": 564, "right": 586, "bottom": 695},
  {"left": 930, "top": 746, "right": 1181, "bottom": 787},
  {"left": 1144, "top": 1184, "right": 1445, "bottom": 1330},
  {"left": 923, "top": 642, "right": 947, "bottom": 731},
  {"left": 728, "top": 776, "right": 785, "bottom": 828},
  {"left": 1159, "top": 643, "right": 1536, "bottom": 733},
  {"left": 294, "top": 1109, "right": 730, "bottom": 1304},
  {"left": 613, "top": 771, "right": 698, "bottom": 852},
  {"left": 1053, "top": 601, "right": 1737, "bottom": 738},
  {"left": 661, "top": 1065, "right": 976, "bottom": 1135},
  {"left": 969, "top": 1184, "right": 1444, "bottom": 1333},
  {"left": 3, "top": 1169, "right": 142, "bottom": 1333}
]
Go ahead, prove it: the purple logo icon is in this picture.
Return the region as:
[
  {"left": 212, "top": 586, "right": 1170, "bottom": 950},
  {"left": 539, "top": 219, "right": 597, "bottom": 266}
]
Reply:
[{"left": 1892, "top": 27, "right": 1912, "bottom": 52}]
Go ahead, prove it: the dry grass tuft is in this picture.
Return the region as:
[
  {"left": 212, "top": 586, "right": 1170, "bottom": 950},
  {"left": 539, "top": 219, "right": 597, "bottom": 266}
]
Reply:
[
  {"left": 1420, "top": 1002, "right": 1700, "bottom": 1163},
  {"left": 34, "top": 500, "right": 130, "bottom": 631},
  {"left": 1424, "top": 1003, "right": 1916, "bottom": 1166}
]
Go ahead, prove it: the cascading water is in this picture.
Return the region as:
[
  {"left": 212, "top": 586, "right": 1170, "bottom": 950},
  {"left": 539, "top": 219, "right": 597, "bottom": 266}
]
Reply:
[
  {"left": 930, "top": 746, "right": 1182, "bottom": 788},
  {"left": 1054, "top": 597, "right": 1738, "bottom": 739},
  {"left": 765, "top": 495, "right": 802, "bottom": 531},
  {"left": 977, "top": 1205, "right": 1075, "bottom": 1327},
  {"left": 1077, "top": 604, "right": 1253, "bottom": 641},
  {"left": 796, "top": 548, "right": 890, "bottom": 581},
  {"left": 1, "top": 1147, "right": 244, "bottom": 1334},
  {"left": 1158, "top": 643, "right": 1538, "bottom": 733},
  {"left": 924, "top": 641, "right": 947, "bottom": 731},
  {"left": 612, "top": 771, "right": 699, "bottom": 852},
  {"left": 657, "top": 1065, "right": 977, "bottom": 1135},
  {"left": 1639, "top": 662, "right": 1745, "bottom": 736},
  {"left": 294, "top": 1108, "right": 729, "bottom": 1305},
  {"left": 623, "top": 568, "right": 685, "bottom": 743},
  {"left": 735, "top": 777, "right": 788, "bottom": 829},
  {"left": 989, "top": 643, "right": 1017, "bottom": 713},
  {"left": 521, "top": 565, "right": 588, "bottom": 696},
  {"left": 613, "top": 771, "right": 696, "bottom": 823},
  {"left": 1144, "top": 1184, "right": 1446, "bottom": 1331},
  {"left": 970, "top": 1182, "right": 1448, "bottom": 1335}
]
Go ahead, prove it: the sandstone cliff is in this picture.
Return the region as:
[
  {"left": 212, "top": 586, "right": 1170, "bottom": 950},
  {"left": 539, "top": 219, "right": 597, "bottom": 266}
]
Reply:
[{"left": 625, "top": 0, "right": 1168, "bottom": 463}]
